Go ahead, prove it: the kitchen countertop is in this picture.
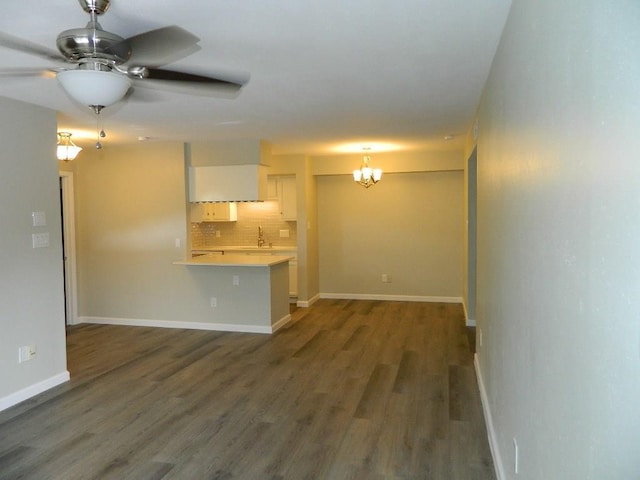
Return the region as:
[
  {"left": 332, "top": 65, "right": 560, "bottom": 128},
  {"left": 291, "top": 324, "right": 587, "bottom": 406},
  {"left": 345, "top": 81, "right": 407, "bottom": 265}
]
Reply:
[
  {"left": 174, "top": 254, "right": 293, "bottom": 267},
  {"left": 192, "top": 245, "right": 297, "bottom": 252}
]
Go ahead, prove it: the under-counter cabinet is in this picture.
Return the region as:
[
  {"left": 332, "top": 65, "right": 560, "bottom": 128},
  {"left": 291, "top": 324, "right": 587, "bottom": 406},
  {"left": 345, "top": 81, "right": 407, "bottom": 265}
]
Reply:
[
  {"left": 267, "top": 175, "right": 297, "bottom": 221},
  {"left": 190, "top": 202, "right": 238, "bottom": 222}
]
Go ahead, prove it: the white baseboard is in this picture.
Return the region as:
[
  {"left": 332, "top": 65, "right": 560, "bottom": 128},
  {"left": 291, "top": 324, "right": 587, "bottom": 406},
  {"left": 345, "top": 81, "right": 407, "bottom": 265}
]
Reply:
[
  {"left": 320, "top": 293, "right": 463, "bottom": 304},
  {"left": 474, "top": 354, "right": 505, "bottom": 480},
  {"left": 462, "top": 299, "right": 476, "bottom": 326},
  {"left": 78, "top": 316, "right": 281, "bottom": 335},
  {"left": 271, "top": 314, "right": 292, "bottom": 332},
  {"left": 297, "top": 293, "right": 321, "bottom": 308},
  {"left": 0, "top": 371, "right": 70, "bottom": 413}
]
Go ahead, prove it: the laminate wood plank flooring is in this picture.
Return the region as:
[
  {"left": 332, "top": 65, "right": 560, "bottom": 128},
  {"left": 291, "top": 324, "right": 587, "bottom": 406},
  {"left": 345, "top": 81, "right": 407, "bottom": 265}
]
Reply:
[{"left": 0, "top": 300, "right": 494, "bottom": 480}]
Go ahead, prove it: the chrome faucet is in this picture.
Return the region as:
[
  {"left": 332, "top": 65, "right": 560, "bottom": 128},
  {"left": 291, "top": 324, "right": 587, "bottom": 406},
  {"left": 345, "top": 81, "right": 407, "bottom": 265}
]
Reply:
[{"left": 258, "top": 225, "right": 265, "bottom": 247}]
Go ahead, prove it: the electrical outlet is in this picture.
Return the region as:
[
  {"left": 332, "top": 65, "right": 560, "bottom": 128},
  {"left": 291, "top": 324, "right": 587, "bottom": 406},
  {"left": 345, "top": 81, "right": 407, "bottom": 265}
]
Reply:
[
  {"left": 513, "top": 437, "right": 519, "bottom": 474},
  {"left": 233, "top": 275, "right": 240, "bottom": 286},
  {"left": 381, "top": 274, "right": 392, "bottom": 283},
  {"left": 210, "top": 297, "right": 217, "bottom": 308},
  {"left": 32, "top": 232, "right": 50, "bottom": 248},
  {"left": 175, "top": 238, "right": 181, "bottom": 248},
  {"left": 18, "top": 345, "right": 37, "bottom": 363},
  {"left": 279, "top": 229, "right": 290, "bottom": 238},
  {"left": 216, "top": 230, "right": 221, "bottom": 238}
]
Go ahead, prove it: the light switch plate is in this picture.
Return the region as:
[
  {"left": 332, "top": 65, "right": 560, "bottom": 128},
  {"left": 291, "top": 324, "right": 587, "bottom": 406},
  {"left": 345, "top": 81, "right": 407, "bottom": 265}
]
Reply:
[{"left": 32, "top": 211, "right": 46, "bottom": 227}]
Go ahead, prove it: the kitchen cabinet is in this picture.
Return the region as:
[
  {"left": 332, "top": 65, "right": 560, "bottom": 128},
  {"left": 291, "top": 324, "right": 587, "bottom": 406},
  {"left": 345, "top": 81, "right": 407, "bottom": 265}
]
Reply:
[
  {"left": 267, "top": 175, "right": 297, "bottom": 221},
  {"left": 190, "top": 202, "right": 238, "bottom": 222}
]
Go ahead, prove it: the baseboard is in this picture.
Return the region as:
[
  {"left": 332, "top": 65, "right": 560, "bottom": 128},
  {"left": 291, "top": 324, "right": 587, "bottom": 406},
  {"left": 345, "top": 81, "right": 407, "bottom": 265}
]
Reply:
[
  {"left": 78, "top": 316, "right": 277, "bottom": 335},
  {"left": 297, "top": 293, "right": 321, "bottom": 308},
  {"left": 462, "top": 299, "right": 477, "bottom": 327},
  {"left": 271, "top": 313, "right": 292, "bottom": 333},
  {"left": 320, "top": 293, "right": 463, "bottom": 304},
  {"left": 0, "top": 371, "right": 70, "bottom": 413},
  {"left": 474, "top": 354, "right": 506, "bottom": 480}
]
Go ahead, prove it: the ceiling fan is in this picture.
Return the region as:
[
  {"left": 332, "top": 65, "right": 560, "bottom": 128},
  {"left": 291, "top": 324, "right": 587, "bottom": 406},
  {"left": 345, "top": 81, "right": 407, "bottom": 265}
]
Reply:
[{"left": 0, "top": 0, "right": 249, "bottom": 114}]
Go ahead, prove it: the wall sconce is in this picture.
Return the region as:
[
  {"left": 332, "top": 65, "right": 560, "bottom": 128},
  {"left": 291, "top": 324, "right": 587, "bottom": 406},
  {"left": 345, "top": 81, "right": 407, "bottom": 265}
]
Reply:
[
  {"left": 57, "top": 132, "right": 82, "bottom": 161},
  {"left": 353, "top": 149, "right": 382, "bottom": 188}
]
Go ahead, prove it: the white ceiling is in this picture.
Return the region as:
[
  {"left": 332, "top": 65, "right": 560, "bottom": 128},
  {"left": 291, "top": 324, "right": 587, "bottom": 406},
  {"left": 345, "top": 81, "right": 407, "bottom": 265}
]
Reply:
[{"left": 0, "top": 0, "right": 511, "bottom": 155}]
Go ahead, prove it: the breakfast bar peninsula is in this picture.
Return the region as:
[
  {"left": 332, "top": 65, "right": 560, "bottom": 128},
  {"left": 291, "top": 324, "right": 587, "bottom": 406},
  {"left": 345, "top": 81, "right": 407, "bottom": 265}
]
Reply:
[{"left": 173, "top": 254, "right": 292, "bottom": 333}]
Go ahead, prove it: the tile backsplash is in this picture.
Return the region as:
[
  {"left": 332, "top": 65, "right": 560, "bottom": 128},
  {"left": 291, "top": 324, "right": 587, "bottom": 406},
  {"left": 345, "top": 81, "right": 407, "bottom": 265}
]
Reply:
[{"left": 191, "top": 201, "right": 297, "bottom": 248}]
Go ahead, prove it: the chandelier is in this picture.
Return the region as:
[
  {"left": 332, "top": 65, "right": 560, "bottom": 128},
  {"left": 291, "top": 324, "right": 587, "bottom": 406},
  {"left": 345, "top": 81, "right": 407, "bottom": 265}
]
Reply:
[
  {"left": 57, "top": 132, "right": 82, "bottom": 161},
  {"left": 353, "top": 150, "right": 382, "bottom": 188}
]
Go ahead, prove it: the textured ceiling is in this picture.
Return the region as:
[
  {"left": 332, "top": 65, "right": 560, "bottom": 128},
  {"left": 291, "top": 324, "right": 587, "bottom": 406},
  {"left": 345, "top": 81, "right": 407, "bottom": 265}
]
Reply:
[{"left": 0, "top": 0, "right": 511, "bottom": 155}]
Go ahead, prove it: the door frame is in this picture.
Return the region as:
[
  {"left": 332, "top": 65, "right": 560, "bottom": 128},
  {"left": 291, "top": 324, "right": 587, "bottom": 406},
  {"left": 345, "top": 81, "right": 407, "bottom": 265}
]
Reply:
[
  {"left": 59, "top": 171, "right": 78, "bottom": 325},
  {"left": 466, "top": 147, "right": 478, "bottom": 326}
]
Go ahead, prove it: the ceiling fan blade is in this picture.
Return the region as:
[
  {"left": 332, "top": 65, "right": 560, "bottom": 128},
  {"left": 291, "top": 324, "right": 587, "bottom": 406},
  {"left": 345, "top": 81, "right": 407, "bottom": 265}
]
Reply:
[
  {"left": 142, "top": 68, "right": 247, "bottom": 89},
  {"left": 0, "top": 67, "right": 60, "bottom": 78},
  {"left": 0, "top": 32, "right": 66, "bottom": 63},
  {"left": 119, "top": 26, "right": 201, "bottom": 67}
]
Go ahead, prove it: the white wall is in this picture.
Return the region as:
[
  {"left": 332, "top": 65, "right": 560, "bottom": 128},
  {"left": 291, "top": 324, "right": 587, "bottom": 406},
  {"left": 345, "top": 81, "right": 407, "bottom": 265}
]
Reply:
[
  {"left": 317, "top": 170, "right": 463, "bottom": 300},
  {"left": 474, "top": 1, "right": 640, "bottom": 478},
  {"left": 0, "top": 97, "right": 68, "bottom": 410}
]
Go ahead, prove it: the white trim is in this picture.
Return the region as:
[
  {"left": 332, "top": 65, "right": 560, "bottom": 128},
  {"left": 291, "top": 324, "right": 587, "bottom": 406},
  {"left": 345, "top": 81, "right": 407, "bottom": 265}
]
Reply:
[
  {"left": 77, "top": 316, "right": 288, "bottom": 334},
  {"left": 0, "top": 371, "right": 70, "bottom": 413},
  {"left": 462, "top": 299, "right": 477, "bottom": 327},
  {"left": 474, "top": 353, "right": 505, "bottom": 480},
  {"left": 271, "top": 314, "right": 292, "bottom": 332},
  {"left": 297, "top": 293, "right": 321, "bottom": 308},
  {"left": 320, "top": 293, "right": 463, "bottom": 304},
  {"left": 59, "top": 172, "right": 78, "bottom": 325}
]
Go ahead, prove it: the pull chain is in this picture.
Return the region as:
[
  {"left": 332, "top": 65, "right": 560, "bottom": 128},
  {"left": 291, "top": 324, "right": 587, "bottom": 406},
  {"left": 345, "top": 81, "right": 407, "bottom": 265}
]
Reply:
[{"left": 92, "top": 105, "right": 105, "bottom": 149}]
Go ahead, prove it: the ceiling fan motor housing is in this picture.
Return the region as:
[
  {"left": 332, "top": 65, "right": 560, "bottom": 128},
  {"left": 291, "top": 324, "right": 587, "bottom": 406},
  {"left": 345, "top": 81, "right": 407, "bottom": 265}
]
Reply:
[{"left": 56, "top": 27, "right": 131, "bottom": 64}]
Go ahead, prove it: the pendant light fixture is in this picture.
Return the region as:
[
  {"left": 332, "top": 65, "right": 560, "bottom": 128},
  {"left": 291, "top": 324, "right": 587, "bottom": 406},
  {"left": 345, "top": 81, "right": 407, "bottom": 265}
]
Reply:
[
  {"left": 353, "top": 148, "right": 382, "bottom": 188},
  {"left": 57, "top": 132, "right": 82, "bottom": 161}
]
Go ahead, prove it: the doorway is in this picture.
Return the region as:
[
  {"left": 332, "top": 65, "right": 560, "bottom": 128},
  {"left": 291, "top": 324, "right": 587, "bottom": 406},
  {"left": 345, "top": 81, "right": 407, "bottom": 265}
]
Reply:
[{"left": 59, "top": 172, "right": 78, "bottom": 325}]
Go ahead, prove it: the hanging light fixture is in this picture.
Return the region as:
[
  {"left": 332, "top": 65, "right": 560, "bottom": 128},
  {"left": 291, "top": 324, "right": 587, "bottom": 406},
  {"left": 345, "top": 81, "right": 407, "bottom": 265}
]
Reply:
[
  {"left": 353, "top": 148, "right": 382, "bottom": 188},
  {"left": 57, "top": 132, "right": 82, "bottom": 161}
]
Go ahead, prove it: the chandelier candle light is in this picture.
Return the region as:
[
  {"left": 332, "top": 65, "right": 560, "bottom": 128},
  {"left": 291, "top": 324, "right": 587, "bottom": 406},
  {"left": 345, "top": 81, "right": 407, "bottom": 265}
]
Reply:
[
  {"left": 353, "top": 149, "right": 382, "bottom": 188},
  {"left": 57, "top": 132, "right": 82, "bottom": 161}
]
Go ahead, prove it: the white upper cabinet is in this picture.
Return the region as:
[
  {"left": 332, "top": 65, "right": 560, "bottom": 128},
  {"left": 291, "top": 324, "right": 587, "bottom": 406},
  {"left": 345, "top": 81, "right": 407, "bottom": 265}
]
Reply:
[
  {"left": 268, "top": 175, "right": 297, "bottom": 221},
  {"left": 190, "top": 202, "right": 238, "bottom": 222}
]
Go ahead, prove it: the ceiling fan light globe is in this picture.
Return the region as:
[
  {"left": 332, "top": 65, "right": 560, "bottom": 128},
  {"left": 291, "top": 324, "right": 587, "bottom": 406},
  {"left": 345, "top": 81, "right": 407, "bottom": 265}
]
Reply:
[{"left": 57, "top": 70, "right": 131, "bottom": 107}]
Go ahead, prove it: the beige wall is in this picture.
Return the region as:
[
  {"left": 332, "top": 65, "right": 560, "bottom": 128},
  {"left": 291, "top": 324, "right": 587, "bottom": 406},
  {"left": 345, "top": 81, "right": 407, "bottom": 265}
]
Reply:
[
  {"left": 0, "top": 97, "right": 68, "bottom": 409},
  {"left": 317, "top": 170, "right": 464, "bottom": 299},
  {"left": 75, "top": 142, "right": 190, "bottom": 320},
  {"left": 474, "top": 1, "right": 640, "bottom": 478}
]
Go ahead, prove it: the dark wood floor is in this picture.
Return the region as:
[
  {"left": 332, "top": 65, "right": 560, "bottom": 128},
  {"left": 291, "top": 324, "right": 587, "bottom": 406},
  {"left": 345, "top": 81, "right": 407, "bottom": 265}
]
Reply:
[{"left": 0, "top": 300, "right": 494, "bottom": 480}]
